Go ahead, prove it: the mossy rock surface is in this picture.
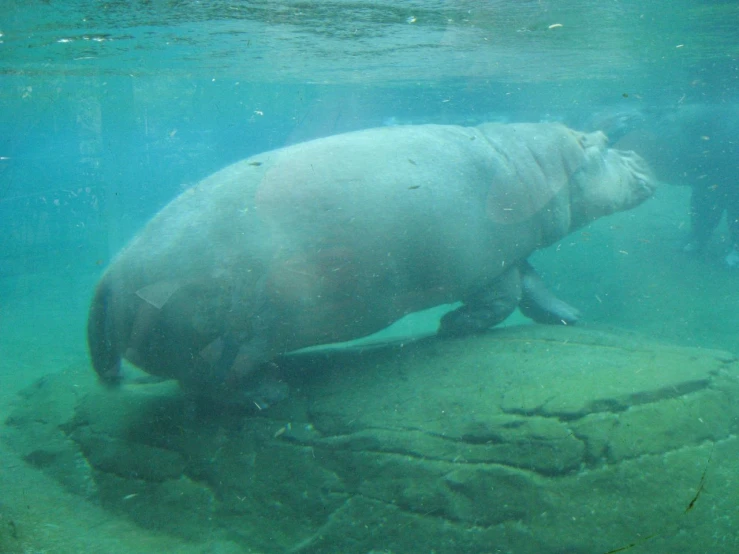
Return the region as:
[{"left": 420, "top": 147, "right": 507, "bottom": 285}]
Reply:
[{"left": 4, "top": 325, "right": 739, "bottom": 553}]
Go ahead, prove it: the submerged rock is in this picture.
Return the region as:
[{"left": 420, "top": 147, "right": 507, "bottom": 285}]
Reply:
[{"left": 4, "top": 325, "right": 739, "bottom": 553}]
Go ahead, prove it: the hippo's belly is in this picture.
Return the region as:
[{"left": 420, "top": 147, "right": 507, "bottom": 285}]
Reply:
[{"left": 124, "top": 126, "right": 543, "bottom": 351}]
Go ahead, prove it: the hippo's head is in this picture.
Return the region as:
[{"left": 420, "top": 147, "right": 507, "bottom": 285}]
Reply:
[{"left": 568, "top": 131, "right": 657, "bottom": 230}]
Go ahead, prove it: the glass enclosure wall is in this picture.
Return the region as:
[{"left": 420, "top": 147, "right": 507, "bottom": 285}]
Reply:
[{"left": 1, "top": 2, "right": 737, "bottom": 553}]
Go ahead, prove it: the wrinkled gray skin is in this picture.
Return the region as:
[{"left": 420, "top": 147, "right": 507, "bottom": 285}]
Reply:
[{"left": 88, "top": 122, "right": 656, "bottom": 407}]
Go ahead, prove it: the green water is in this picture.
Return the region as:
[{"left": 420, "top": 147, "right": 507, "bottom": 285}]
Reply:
[{"left": 1, "top": 1, "right": 737, "bottom": 553}]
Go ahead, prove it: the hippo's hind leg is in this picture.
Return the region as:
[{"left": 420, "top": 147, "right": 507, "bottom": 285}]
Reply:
[
  {"left": 87, "top": 278, "right": 123, "bottom": 385},
  {"left": 438, "top": 265, "right": 522, "bottom": 336},
  {"left": 519, "top": 261, "right": 580, "bottom": 325},
  {"left": 195, "top": 307, "right": 288, "bottom": 409}
]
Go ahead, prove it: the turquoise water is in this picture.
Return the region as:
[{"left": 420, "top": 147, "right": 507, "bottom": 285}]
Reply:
[{"left": 1, "top": 1, "right": 738, "bottom": 553}]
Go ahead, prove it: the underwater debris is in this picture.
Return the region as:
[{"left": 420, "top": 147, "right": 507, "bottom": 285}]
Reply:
[
  {"left": 685, "top": 443, "right": 713, "bottom": 514},
  {"left": 603, "top": 443, "right": 715, "bottom": 554}
]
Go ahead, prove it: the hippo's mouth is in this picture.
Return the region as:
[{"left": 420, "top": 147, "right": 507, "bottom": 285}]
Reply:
[
  {"left": 619, "top": 149, "right": 658, "bottom": 201},
  {"left": 635, "top": 175, "right": 658, "bottom": 198}
]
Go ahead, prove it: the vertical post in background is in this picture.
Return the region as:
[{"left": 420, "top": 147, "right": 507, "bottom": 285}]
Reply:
[{"left": 95, "top": 75, "right": 139, "bottom": 268}]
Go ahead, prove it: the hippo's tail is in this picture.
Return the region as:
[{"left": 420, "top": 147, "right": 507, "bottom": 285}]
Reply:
[{"left": 87, "top": 276, "right": 123, "bottom": 385}]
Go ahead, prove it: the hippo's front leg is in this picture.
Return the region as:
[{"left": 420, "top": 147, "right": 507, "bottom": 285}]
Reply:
[
  {"left": 438, "top": 265, "right": 523, "bottom": 336},
  {"left": 518, "top": 261, "right": 580, "bottom": 325}
]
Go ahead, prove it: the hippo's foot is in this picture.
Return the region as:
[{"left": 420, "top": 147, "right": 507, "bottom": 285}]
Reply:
[
  {"left": 438, "top": 265, "right": 522, "bottom": 336},
  {"left": 438, "top": 305, "right": 511, "bottom": 337},
  {"left": 439, "top": 261, "right": 579, "bottom": 336},
  {"left": 519, "top": 261, "right": 580, "bottom": 325}
]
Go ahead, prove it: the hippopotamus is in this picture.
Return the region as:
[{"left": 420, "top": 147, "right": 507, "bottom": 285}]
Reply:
[
  {"left": 87, "top": 122, "right": 656, "bottom": 406},
  {"left": 606, "top": 104, "right": 739, "bottom": 265}
]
